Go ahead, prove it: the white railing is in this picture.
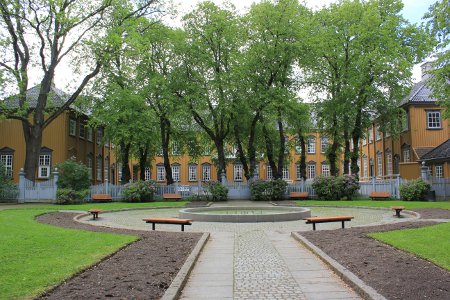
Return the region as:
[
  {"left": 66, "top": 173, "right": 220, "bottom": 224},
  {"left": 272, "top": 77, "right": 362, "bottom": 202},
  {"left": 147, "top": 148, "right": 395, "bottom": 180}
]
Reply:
[{"left": 358, "top": 175, "right": 401, "bottom": 199}]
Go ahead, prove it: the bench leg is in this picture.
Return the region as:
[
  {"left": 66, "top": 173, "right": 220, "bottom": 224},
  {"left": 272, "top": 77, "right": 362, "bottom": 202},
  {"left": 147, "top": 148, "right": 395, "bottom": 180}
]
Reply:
[
  {"left": 152, "top": 223, "right": 155, "bottom": 230},
  {"left": 312, "top": 223, "right": 316, "bottom": 231},
  {"left": 395, "top": 210, "right": 401, "bottom": 217},
  {"left": 341, "top": 221, "right": 345, "bottom": 229},
  {"left": 181, "top": 224, "right": 185, "bottom": 231}
]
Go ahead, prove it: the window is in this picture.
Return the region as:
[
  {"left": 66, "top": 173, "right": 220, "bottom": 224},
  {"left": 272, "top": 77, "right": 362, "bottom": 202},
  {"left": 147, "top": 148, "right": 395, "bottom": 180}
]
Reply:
[
  {"left": 295, "top": 139, "right": 302, "bottom": 154},
  {"left": 104, "top": 157, "right": 109, "bottom": 182},
  {"left": 375, "top": 126, "right": 381, "bottom": 141},
  {"left": 282, "top": 165, "right": 289, "bottom": 180},
  {"left": 363, "top": 156, "right": 368, "bottom": 178},
  {"left": 87, "top": 155, "right": 93, "bottom": 180},
  {"left": 253, "top": 164, "right": 260, "bottom": 180},
  {"left": 144, "top": 167, "right": 151, "bottom": 181},
  {"left": 202, "top": 164, "right": 211, "bottom": 181},
  {"left": 295, "top": 163, "right": 302, "bottom": 180},
  {"left": 307, "top": 164, "right": 316, "bottom": 179},
  {"left": 234, "top": 164, "right": 243, "bottom": 181},
  {"left": 307, "top": 137, "right": 316, "bottom": 154},
  {"left": 188, "top": 164, "right": 197, "bottom": 181},
  {"left": 427, "top": 111, "right": 441, "bottom": 129},
  {"left": 386, "top": 153, "right": 393, "bottom": 175},
  {"left": 96, "top": 156, "right": 102, "bottom": 181},
  {"left": 320, "top": 137, "right": 328, "bottom": 153},
  {"left": 79, "top": 122, "right": 85, "bottom": 139},
  {"left": 403, "top": 149, "right": 410, "bottom": 163},
  {"left": 157, "top": 165, "right": 165, "bottom": 181},
  {"left": 157, "top": 147, "right": 163, "bottom": 156},
  {"left": 172, "top": 142, "right": 180, "bottom": 156},
  {"left": 118, "top": 163, "right": 123, "bottom": 182},
  {"left": 368, "top": 128, "right": 373, "bottom": 143},
  {"left": 96, "top": 128, "right": 103, "bottom": 144},
  {"left": 376, "top": 152, "right": 383, "bottom": 177},
  {"left": 266, "top": 165, "right": 273, "bottom": 180},
  {"left": 86, "top": 127, "right": 93, "bottom": 142},
  {"left": 69, "top": 119, "right": 76, "bottom": 136},
  {"left": 435, "top": 165, "right": 444, "bottom": 178},
  {"left": 172, "top": 165, "right": 180, "bottom": 182},
  {"left": 402, "top": 111, "right": 409, "bottom": 132},
  {"left": 357, "top": 158, "right": 361, "bottom": 177},
  {"left": 0, "top": 154, "right": 13, "bottom": 178},
  {"left": 362, "top": 136, "right": 367, "bottom": 146},
  {"left": 321, "top": 163, "right": 330, "bottom": 177},
  {"left": 38, "top": 154, "right": 51, "bottom": 178}
]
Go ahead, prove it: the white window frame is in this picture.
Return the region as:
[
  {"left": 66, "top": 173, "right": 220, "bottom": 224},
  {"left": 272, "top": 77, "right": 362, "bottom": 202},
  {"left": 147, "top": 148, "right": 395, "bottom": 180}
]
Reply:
[
  {"left": 386, "top": 153, "right": 393, "bottom": 175},
  {"left": 321, "top": 163, "right": 330, "bottom": 177},
  {"left": 0, "top": 154, "right": 13, "bottom": 178},
  {"left": 320, "top": 137, "right": 328, "bottom": 153},
  {"left": 96, "top": 156, "right": 102, "bottom": 181},
  {"left": 69, "top": 119, "right": 76, "bottom": 136},
  {"left": 253, "top": 164, "right": 260, "bottom": 180},
  {"left": 282, "top": 165, "right": 289, "bottom": 180},
  {"left": 188, "top": 165, "right": 197, "bottom": 181},
  {"left": 375, "top": 126, "right": 381, "bottom": 141},
  {"left": 307, "top": 164, "right": 316, "bottom": 179},
  {"left": 435, "top": 165, "right": 443, "bottom": 178},
  {"left": 266, "top": 165, "right": 273, "bottom": 180},
  {"left": 79, "top": 122, "right": 85, "bottom": 139},
  {"left": 362, "top": 136, "right": 367, "bottom": 146},
  {"left": 104, "top": 157, "right": 109, "bottom": 182},
  {"left": 144, "top": 167, "right": 151, "bottom": 181},
  {"left": 86, "top": 127, "right": 93, "bottom": 142},
  {"left": 307, "top": 137, "right": 316, "bottom": 154},
  {"left": 172, "top": 142, "right": 180, "bottom": 156},
  {"left": 363, "top": 156, "right": 368, "bottom": 178},
  {"left": 377, "top": 152, "right": 383, "bottom": 177},
  {"left": 234, "top": 164, "right": 243, "bottom": 181},
  {"left": 87, "top": 156, "right": 93, "bottom": 180},
  {"left": 38, "top": 154, "right": 51, "bottom": 179},
  {"left": 172, "top": 165, "right": 180, "bottom": 182},
  {"left": 296, "top": 163, "right": 301, "bottom": 180},
  {"left": 368, "top": 128, "right": 373, "bottom": 143},
  {"left": 426, "top": 111, "right": 441, "bottom": 129},
  {"left": 202, "top": 164, "right": 211, "bottom": 181},
  {"left": 403, "top": 149, "right": 410, "bottom": 163},
  {"left": 295, "top": 139, "right": 302, "bottom": 154},
  {"left": 96, "top": 128, "right": 103, "bottom": 145},
  {"left": 157, "top": 166, "right": 165, "bottom": 181}
]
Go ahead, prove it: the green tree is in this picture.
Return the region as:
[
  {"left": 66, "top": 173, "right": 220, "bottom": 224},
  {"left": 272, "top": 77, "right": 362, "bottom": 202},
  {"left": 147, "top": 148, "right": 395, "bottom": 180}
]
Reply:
[
  {"left": 0, "top": 0, "right": 160, "bottom": 181},
  {"left": 424, "top": 0, "right": 450, "bottom": 117}
]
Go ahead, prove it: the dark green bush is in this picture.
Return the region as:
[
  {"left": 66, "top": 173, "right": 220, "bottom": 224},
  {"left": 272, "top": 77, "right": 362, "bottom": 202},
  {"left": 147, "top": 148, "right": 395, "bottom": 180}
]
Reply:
[
  {"left": 0, "top": 161, "right": 18, "bottom": 202},
  {"left": 400, "top": 179, "right": 431, "bottom": 201},
  {"left": 122, "top": 180, "right": 156, "bottom": 202},
  {"left": 206, "top": 181, "right": 228, "bottom": 201},
  {"left": 312, "top": 175, "right": 359, "bottom": 200},
  {"left": 250, "top": 179, "right": 288, "bottom": 201},
  {"left": 56, "top": 160, "right": 90, "bottom": 204}
]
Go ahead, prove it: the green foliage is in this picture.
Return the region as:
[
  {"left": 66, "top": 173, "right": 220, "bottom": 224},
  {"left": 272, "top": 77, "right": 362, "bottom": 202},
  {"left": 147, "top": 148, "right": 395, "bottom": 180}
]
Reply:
[
  {"left": 250, "top": 179, "right": 288, "bottom": 201},
  {"left": 122, "top": 180, "right": 157, "bottom": 202},
  {"left": 205, "top": 181, "right": 228, "bottom": 201},
  {"left": 0, "top": 162, "right": 18, "bottom": 202},
  {"left": 312, "top": 175, "right": 359, "bottom": 200},
  {"left": 56, "top": 160, "right": 90, "bottom": 204},
  {"left": 400, "top": 179, "right": 431, "bottom": 201},
  {"left": 0, "top": 209, "right": 136, "bottom": 299}
]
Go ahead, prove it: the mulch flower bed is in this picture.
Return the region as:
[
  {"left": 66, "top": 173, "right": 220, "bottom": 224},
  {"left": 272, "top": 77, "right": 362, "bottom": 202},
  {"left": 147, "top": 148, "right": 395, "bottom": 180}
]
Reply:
[
  {"left": 36, "top": 212, "right": 202, "bottom": 300},
  {"left": 36, "top": 208, "right": 450, "bottom": 300},
  {"left": 300, "top": 208, "right": 450, "bottom": 300}
]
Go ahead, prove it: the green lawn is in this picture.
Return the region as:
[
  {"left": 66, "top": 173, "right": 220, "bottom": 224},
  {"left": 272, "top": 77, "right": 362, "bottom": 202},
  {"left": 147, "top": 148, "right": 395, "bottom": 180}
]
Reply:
[
  {"left": 370, "top": 222, "right": 450, "bottom": 271},
  {"left": 295, "top": 200, "right": 450, "bottom": 210},
  {"left": 0, "top": 209, "right": 138, "bottom": 299}
]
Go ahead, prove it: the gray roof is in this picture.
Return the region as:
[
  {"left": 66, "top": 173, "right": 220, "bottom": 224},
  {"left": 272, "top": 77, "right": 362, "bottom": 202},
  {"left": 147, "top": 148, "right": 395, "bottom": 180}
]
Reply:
[
  {"left": 400, "top": 76, "right": 436, "bottom": 107},
  {"left": 420, "top": 139, "right": 450, "bottom": 162},
  {"left": 3, "top": 84, "right": 69, "bottom": 109}
]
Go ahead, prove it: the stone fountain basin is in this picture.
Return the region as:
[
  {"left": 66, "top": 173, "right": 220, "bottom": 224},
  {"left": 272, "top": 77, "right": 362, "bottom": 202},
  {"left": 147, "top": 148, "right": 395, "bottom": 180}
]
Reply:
[{"left": 179, "top": 206, "right": 311, "bottom": 223}]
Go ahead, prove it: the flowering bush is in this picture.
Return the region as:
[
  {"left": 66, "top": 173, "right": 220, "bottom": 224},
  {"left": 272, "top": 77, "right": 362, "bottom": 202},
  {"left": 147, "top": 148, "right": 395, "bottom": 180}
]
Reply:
[
  {"left": 206, "top": 181, "right": 228, "bottom": 201},
  {"left": 122, "top": 180, "right": 157, "bottom": 202},
  {"left": 400, "top": 179, "right": 431, "bottom": 201},
  {"left": 250, "top": 179, "right": 288, "bottom": 201},
  {"left": 312, "top": 175, "right": 359, "bottom": 200}
]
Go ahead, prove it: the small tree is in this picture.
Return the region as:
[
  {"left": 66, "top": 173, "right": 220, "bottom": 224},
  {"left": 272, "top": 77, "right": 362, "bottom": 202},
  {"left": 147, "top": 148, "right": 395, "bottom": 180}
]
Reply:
[
  {"left": 400, "top": 179, "right": 431, "bottom": 201},
  {"left": 56, "top": 160, "right": 90, "bottom": 204}
]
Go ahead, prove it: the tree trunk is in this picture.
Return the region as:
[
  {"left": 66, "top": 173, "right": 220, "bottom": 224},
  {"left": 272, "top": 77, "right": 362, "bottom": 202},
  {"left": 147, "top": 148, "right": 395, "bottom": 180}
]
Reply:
[
  {"left": 139, "top": 145, "right": 149, "bottom": 181},
  {"left": 160, "top": 116, "right": 174, "bottom": 185},
  {"left": 22, "top": 122, "right": 43, "bottom": 181},
  {"left": 234, "top": 122, "right": 249, "bottom": 180},
  {"left": 262, "top": 123, "right": 280, "bottom": 179},
  {"left": 120, "top": 141, "right": 131, "bottom": 184},
  {"left": 215, "top": 138, "right": 227, "bottom": 180},
  {"left": 351, "top": 109, "right": 363, "bottom": 178},
  {"left": 276, "top": 115, "right": 285, "bottom": 179},
  {"left": 298, "top": 133, "right": 307, "bottom": 180},
  {"left": 343, "top": 130, "right": 351, "bottom": 175},
  {"left": 328, "top": 113, "right": 340, "bottom": 177}
]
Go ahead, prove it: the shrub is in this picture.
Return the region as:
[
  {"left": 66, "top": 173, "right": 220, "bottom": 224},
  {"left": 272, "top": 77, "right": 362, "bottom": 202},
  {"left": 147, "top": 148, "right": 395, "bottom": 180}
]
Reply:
[
  {"left": 56, "top": 160, "right": 90, "bottom": 204},
  {"left": 122, "top": 180, "right": 156, "bottom": 202},
  {"left": 250, "top": 179, "right": 288, "bottom": 201},
  {"left": 400, "top": 179, "right": 431, "bottom": 201},
  {"left": 206, "top": 181, "right": 228, "bottom": 201},
  {"left": 0, "top": 161, "right": 18, "bottom": 202},
  {"left": 312, "top": 175, "right": 359, "bottom": 200}
]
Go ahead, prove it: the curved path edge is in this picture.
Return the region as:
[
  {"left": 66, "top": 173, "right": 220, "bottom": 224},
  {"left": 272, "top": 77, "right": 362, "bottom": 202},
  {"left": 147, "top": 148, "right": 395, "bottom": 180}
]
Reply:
[
  {"left": 162, "top": 232, "right": 210, "bottom": 300},
  {"left": 291, "top": 232, "right": 387, "bottom": 300}
]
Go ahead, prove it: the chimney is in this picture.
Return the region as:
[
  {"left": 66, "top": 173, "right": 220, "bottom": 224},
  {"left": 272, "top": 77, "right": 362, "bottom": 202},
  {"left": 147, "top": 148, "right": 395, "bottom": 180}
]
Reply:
[{"left": 421, "top": 61, "right": 433, "bottom": 79}]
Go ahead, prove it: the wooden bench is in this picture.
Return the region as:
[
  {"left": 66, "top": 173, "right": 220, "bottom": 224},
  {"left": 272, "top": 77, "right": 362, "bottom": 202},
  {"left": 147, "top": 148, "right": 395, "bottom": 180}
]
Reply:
[
  {"left": 163, "top": 193, "right": 182, "bottom": 201},
  {"left": 289, "top": 192, "right": 309, "bottom": 200},
  {"left": 88, "top": 209, "right": 103, "bottom": 220},
  {"left": 304, "top": 216, "right": 354, "bottom": 231},
  {"left": 143, "top": 217, "right": 192, "bottom": 231},
  {"left": 91, "top": 194, "right": 112, "bottom": 202},
  {"left": 391, "top": 206, "right": 405, "bottom": 218},
  {"left": 369, "top": 192, "right": 391, "bottom": 200}
]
